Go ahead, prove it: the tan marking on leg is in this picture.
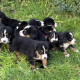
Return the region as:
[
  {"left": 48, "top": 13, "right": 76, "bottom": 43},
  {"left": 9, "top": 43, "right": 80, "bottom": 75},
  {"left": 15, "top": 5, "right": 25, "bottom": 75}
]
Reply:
[
  {"left": 7, "top": 44, "right": 10, "bottom": 49},
  {"left": 30, "top": 62, "right": 35, "bottom": 69},
  {"left": 16, "top": 52, "right": 20, "bottom": 57},
  {"left": 63, "top": 50, "right": 68, "bottom": 55},
  {"left": 42, "top": 59, "right": 47, "bottom": 68},
  {"left": 69, "top": 47, "right": 77, "bottom": 52}
]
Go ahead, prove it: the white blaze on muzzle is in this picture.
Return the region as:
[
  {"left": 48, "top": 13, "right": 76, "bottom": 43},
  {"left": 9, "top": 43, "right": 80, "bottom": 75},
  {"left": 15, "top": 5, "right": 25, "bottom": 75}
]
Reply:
[
  {"left": 19, "top": 30, "right": 25, "bottom": 36},
  {"left": 55, "top": 23, "right": 57, "bottom": 27},
  {"left": 1, "top": 29, "right": 9, "bottom": 44},
  {"left": 42, "top": 46, "right": 47, "bottom": 59},
  {"left": 40, "top": 21, "right": 44, "bottom": 26},
  {"left": 50, "top": 33, "right": 58, "bottom": 42}
]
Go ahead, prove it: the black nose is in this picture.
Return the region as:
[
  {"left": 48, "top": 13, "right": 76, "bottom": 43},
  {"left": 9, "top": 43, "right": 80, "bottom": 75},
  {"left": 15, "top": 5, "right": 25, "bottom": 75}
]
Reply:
[
  {"left": 44, "top": 57, "right": 47, "bottom": 59},
  {"left": 3, "top": 40, "right": 6, "bottom": 42}
]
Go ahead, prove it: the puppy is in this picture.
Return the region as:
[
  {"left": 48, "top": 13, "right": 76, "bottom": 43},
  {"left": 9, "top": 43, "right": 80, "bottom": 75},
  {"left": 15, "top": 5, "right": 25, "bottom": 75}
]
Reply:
[
  {"left": 19, "top": 25, "right": 47, "bottom": 41},
  {"left": 9, "top": 36, "right": 49, "bottom": 70},
  {"left": 0, "top": 22, "right": 14, "bottom": 52},
  {"left": 0, "top": 11, "right": 27, "bottom": 30},
  {"left": 43, "top": 17, "right": 57, "bottom": 27},
  {"left": 56, "top": 31, "right": 78, "bottom": 57},
  {"left": 28, "top": 19, "right": 44, "bottom": 29},
  {"left": 47, "top": 31, "right": 58, "bottom": 51}
]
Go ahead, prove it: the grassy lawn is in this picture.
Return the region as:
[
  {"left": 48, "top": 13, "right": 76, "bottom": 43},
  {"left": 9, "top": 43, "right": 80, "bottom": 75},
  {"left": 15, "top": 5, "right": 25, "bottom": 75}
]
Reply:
[{"left": 0, "top": 0, "right": 80, "bottom": 80}]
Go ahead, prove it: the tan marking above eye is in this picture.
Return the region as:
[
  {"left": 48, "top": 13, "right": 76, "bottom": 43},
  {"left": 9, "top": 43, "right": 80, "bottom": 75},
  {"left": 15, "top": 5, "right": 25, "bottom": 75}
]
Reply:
[
  {"left": 52, "top": 35, "right": 53, "bottom": 36},
  {"left": 71, "top": 36, "right": 72, "bottom": 38},
  {"left": 41, "top": 50, "right": 43, "bottom": 52},
  {"left": 2, "top": 33, "right": 3, "bottom": 35},
  {"left": 24, "top": 30, "right": 26, "bottom": 32},
  {"left": 6, "top": 33, "right": 8, "bottom": 35}
]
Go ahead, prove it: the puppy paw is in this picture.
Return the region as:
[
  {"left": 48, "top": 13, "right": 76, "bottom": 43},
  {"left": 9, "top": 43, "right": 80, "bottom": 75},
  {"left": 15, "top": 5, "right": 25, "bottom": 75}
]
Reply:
[
  {"left": 65, "top": 54, "right": 70, "bottom": 57},
  {"left": 75, "top": 50, "right": 79, "bottom": 52}
]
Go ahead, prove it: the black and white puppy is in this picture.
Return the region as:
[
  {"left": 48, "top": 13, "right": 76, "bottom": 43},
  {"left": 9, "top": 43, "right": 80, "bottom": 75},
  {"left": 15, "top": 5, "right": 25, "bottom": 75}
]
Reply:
[
  {"left": 9, "top": 36, "right": 49, "bottom": 70},
  {"left": 19, "top": 25, "right": 47, "bottom": 41},
  {"left": 43, "top": 17, "right": 57, "bottom": 27},
  {"left": 0, "top": 22, "right": 13, "bottom": 52},
  {"left": 56, "top": 31, "right": 78, "bottom": 57},
  {"left": 0, "top": 11, "right": 27, "bottom": 30},
  {"left": 28, "top": 19, "right": 44, "bottom": 29}
]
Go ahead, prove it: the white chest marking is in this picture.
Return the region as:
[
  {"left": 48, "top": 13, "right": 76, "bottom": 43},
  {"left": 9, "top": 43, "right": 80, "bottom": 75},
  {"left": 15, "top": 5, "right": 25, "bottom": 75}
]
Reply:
[{"left": 63, "top": 43, "right": 70, "bottom": 49}]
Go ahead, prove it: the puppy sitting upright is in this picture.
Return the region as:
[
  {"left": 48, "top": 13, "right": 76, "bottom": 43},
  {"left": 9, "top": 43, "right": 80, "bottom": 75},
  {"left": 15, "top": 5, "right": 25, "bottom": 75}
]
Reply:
[
  {"left": 9, "top": 36, "right": 49, "bottom": 70},
  {"left": 0, "top": 22, "right": 13, "bottom": 52},
  {"left": 56, "top": 31, "right": 78, "bottom": 57}
]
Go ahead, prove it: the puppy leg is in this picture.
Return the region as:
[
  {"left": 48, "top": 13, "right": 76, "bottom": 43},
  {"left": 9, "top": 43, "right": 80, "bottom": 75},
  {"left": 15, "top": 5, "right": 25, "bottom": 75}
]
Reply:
[
  {"left": 0, "top": 44, "right": 2, "bottom": 53},
  {"left": 59, "top": 47, "right": 69, "bottom": 57},
  {"left": 63, "top": 50, "right": 69, "bottom": 57},
  {"left": 42, "top": 59, "right": 47, "bottom": 68},
  {"left": 16, "top": 52, "right": 20, "bottom": 57},
  {"left": 7, "top": 44, "right": 10, "bottom": 49},
  {"left": 69, "top": 45, "right": 79, "bottom": 52},
  {"left": 29, "top": 60, "right": 35, "bottom": 70}
]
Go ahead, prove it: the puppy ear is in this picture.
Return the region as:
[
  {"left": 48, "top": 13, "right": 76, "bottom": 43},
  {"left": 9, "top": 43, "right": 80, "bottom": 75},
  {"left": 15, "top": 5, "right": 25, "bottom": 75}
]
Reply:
[{"left": 20, "top": 21, "right": 27, "bottom": 28}]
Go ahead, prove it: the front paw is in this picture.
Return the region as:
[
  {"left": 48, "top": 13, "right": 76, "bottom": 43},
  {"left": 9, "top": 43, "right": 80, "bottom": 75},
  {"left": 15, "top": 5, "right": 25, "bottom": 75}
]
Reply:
[
  {"left": 75, "top": 50, "right": 79, "bottom": 52},
  {"left": 65, "top": 54, "right": 70, "bottom": 57}
]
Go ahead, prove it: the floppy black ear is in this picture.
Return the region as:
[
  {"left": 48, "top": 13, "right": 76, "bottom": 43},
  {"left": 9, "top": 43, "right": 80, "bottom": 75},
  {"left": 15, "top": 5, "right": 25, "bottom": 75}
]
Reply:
[{"left": 20, "top": 21, "right": 27, "bottom": 28}]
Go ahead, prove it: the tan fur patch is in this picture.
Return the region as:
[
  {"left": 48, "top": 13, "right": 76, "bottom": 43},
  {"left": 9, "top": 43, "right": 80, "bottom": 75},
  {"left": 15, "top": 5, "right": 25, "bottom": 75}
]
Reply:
[
  {"left": 42, "top": 59, "right": 47, "bottom": 68},
  {"left": 16, "top": 52, "right": 20, "bottom": 57},
  {"left": 7, "top": 44, "right": 10, "bottom": 49},
  {"left": 36, "top": 51, "right": 42, "bottom": 59},
  {"left": 63, "top": 50, "right": 68, "bottom": 55},
  {"left": 69, "top": 47, "right": 76, "bottom": 52},
  {"left": 30, "top": 62, "right": 35, "bottom": 69}
]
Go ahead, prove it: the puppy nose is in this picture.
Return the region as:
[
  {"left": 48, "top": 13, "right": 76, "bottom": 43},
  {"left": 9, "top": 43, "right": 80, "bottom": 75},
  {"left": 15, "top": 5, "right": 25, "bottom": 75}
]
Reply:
[
  {"left": 3, "top": 40, "right": 6, "bottom": 42},
  {"left": 44, "top": 57, "right": 47, "bottom": 59}
]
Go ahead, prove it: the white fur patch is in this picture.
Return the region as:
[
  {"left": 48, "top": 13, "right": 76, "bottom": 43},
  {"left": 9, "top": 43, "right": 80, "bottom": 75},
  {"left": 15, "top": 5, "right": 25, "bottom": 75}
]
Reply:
[
  {"left": 24, "top": 25, "right": 31, "bottom": 29},
  {"left": 19, "top": 23, "right": 21, "bottom": 25},
  {"left": 42, "top": 46, "right": 47, "bottom": 59},
  {"left": 16, "top": 26, "right": 19, "bottom": 29},
  {"left": 35, "top": 19, "right": 39, "bottom": 21},
  {"left": 71, "top": 38, "right": 76, "bottom": 44},
  {"left": 53, "top": 28, "right": 56, "bottom": 32},
  {"left": 40, "top": 21, "right": 44, "bottom": 26},
  {"left": 63, "top": 43, "right": 70, "bottom": 49},
  {"left": 50, "top": 33, "right": 58, "bottom": 42},
  {"left": 75, "top": 50, "right": 79, "bottom": 52},
  {"left": 65, "top": 54, "right": 70, "bottom": 57},
  {"left": 19, "top": 30, "right": 25, "bottom": 36},
  {"left": 55, "top": 23, "right": 57, "bottom": 27},
  {"left": 69, "top": 32, "right": 73, "bottom": 37},
  {"left": 1, "top": 29, "right": 9, "bottom": 44}
]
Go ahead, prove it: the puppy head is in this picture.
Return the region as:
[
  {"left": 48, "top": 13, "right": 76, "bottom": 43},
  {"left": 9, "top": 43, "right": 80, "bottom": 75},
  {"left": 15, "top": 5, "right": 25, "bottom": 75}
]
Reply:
[
  {"left": 34, "top": 43, "right": 49, "bottom": 68},
  {"left": 19, "top": 25, "right": 37, "bottom": 39},
  {"left": 41, "top": 25, "right": 53, "bottom": 35},
  {"left": 28, "top": 19, "right": 44, "bottom": 29},
  {"left": 66, "top": 32, "right": 76, "bottom": 44},
  {"left": 47, "top": 31, "right": 58, "bottom": 42},
  {"left": 0, "top": 27, "right": 13, "bottom": 44},
  {"left": 43, "top": 17, "right": 57, "bottom": 27}
]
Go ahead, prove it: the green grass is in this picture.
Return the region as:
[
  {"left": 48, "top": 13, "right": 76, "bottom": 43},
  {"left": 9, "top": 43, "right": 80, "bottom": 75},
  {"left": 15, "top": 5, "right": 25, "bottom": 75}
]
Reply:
[{"left": 0, "top": 0, "right": 80, "bottom": 80}]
